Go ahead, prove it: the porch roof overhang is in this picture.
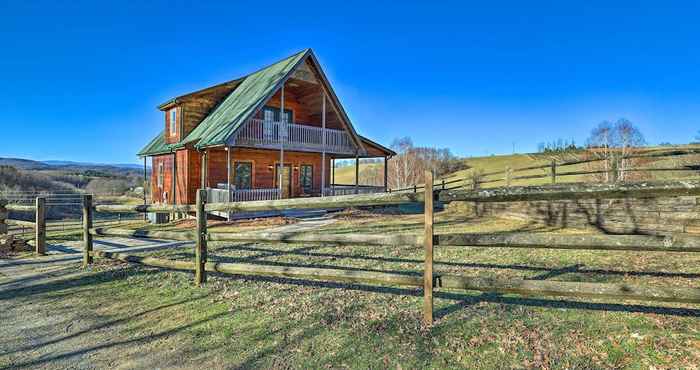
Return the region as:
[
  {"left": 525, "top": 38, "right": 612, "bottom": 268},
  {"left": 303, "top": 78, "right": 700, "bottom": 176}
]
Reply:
[
  {"left": 137, "top": 131, "right": 184, "bottom": 157},
  {"left": 359, "top": 135, "right": 396, "bottom": 157}
]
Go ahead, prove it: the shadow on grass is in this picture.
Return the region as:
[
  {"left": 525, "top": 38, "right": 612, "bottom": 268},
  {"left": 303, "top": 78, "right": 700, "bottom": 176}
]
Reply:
[
  {"left": 0, "top": 266, "right": 160, "bottom": 302},
  {"left": 207, "top": 244, "right": 700, "bottom": 280},
  {"left": 0, "top": 295, "right": 210, "bottom": 357},
  {"left": 205, "top": 271, "right": 700, "bottom": 319},
  {"left": 2, "top": 311, "right": 228, "bottom": 369}
]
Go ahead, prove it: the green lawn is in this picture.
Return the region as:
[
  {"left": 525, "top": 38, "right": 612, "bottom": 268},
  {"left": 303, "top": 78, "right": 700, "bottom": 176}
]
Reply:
[{"left": 3, "top": 210, "right": 700, "bottom": 368}]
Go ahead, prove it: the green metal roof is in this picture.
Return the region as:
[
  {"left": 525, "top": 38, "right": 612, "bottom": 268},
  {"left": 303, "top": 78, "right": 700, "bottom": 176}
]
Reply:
[
  {"left": 138, "top": 131, "right": 181, "bottom": 157},
  {"left": 182, "top": 49, "right": 309, "bottom": 149}
]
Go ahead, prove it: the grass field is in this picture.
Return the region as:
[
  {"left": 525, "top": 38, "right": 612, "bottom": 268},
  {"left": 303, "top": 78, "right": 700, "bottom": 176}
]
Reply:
[
  {"left": 334, "top": 145, "right": 700, "bottom": 190},
  {"left": 333, "top": 163, "right": 382, "bottom": 185},
  {"left": 3, "top": 209, "right": 700, "bottom": 368}
]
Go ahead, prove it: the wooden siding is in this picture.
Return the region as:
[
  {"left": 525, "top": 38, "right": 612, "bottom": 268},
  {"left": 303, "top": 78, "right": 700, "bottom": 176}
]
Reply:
[
  {"left": 261, "top": 87, "right": 344, "bottom": 130},
  {"left": 161, "top": 81, "right": 242, "bottom": 142},
  {"left": 150, "top": 154, "right": 174, "bottom": 204},
  {"left": 164, "top": 106, "right": 180, "bottom": 144}
]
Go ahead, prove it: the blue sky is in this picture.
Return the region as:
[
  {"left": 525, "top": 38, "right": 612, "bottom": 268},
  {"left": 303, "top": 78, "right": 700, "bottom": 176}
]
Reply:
[{"left": 1, "top": 0, "right": 699, "bottom": 164}]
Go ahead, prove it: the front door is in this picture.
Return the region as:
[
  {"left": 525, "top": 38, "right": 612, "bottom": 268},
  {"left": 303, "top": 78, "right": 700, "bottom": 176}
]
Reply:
[{"left": 275, "top": 164, "right": 292, "bottom": 198}]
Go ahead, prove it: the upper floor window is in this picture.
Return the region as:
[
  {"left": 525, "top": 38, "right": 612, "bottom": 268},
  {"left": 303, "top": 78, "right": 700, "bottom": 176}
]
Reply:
[
  {"left": 262, "top": 106, "right": 292, "bottom": 123},
  {"left": 169, "top": 108, "right": 177, "bottom": 135}
]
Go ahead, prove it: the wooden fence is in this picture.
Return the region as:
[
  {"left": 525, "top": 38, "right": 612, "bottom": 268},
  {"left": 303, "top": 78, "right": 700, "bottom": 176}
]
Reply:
[
  {"left": 84, "top": 176, "right": 700, "bottom": 325},
  {"left": 390, "top": 147, "right": 700, "bottom": 194},
  {"left": 2, "top": 199, "right": 44, "bottom": 254}
]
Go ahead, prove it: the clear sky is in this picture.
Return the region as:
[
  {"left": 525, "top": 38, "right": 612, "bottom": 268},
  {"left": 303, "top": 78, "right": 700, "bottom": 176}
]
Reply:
[{"left": 2, "top": 0, "right": 699, "bottom": 164}]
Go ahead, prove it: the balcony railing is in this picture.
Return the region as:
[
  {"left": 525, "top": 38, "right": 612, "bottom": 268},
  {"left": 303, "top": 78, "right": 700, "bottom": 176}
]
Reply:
[{"left": 233, "top": 118, "right": 356, "bottom": 155}]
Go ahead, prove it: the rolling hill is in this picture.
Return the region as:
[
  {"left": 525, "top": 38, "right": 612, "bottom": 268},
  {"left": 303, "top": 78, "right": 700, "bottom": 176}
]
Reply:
[{"left": 333, "top": 144, "right": 700, "bottom": 190}]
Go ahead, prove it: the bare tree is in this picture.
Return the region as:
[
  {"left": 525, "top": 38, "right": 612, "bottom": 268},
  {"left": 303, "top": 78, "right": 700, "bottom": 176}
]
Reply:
[
  {"left": 387, "top": 137, "right": 468, "bottom": 189},
  {"left": 585, "top": 119, "right": 646, "bottom": 183},
  {"left": 389, "top": 137, "right": 420, "bottom": 189},
  {"left": 586, "top": 121, "right": 614, "bottom": 182},
  {"left": 614, "top": 119, "right": 646, "bottom": 181}
]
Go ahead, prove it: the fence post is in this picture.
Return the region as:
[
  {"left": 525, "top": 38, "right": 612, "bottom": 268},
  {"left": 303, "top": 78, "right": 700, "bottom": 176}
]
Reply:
[
  {"left": 35, "top": 197, "right": 46, "bottom": 255},
  {"left": 0, "top": 200, "right": 7, "bottom": 236},
  {"left": 505, "top": 166, "right": 512, "bottom": 187},
  {"left": 550, "top": 160, "right": 556, "bottom": 184},
  {"left": 82, "top": 194, "right": 93, "bottom": 267},
  {"left": 195, "top": 189, "right": 207, "bottom": 285},
  {"left": 472, "top": 170, "right": 479, "bottom": 190},
  {"left": 423, "top": 170, "right": 434, "bottom": 325}
]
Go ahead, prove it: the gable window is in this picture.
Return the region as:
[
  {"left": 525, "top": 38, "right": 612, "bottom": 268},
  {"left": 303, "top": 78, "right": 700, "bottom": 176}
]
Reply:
[
  {"left": 234, "top": 162, "right": 253, "bottom": 190},
  {"left": 157, "top": 162, "right": 164, "bottom": 188},
  {"left": 299, "top": 165, "right": 313, "bottom": 193},
  {"left": 169, "top": 108, "right": 177, "bottom": 136}
]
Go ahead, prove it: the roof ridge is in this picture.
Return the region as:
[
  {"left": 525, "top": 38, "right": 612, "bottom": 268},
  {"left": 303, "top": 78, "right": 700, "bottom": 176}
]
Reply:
[
  {"left": 158, "top": 49, "right": 311, "bottom": 109},
  {"left": 178, "top": 49, "right": 310, "bottom": 149}
]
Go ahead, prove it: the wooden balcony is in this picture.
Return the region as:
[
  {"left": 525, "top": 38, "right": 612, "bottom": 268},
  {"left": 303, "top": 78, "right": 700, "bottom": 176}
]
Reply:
[{"left": 232, "top": 118, "right": 356, "bottom": 155}]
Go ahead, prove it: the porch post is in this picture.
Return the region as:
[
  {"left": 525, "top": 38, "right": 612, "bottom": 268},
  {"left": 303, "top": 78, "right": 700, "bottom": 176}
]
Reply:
[
  {"left": 171, "top": 151, "right": 177, "bottom": 220},
  {"left": 279, "top": 84, "right": 285, "bottom": 198},
  {"left": 321, "top": 92, "right": 326, "bottom": 197},
  {"left": 331, "top": 158, "right": 335, "bottom": 196},
  {"left": 143, "top": 156, "right": 147, "bottom": 221},
  {"left": 226, "top": 146, "right": 232, "bottom": 221},
  {"left": 354, "top": 153, "right": 359, "bottom": 195},
  {"left": 200, "top": 150, "right": 207, "bottom": 190},
  {"left": 384, "top": 156, "right": 389, "bottom": 192}
]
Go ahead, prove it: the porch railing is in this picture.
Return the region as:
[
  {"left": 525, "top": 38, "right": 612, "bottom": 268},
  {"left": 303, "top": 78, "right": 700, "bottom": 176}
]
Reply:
[
  {"left": 233, "top": 118, "right": 356, "bottom": 155},
  {"left": 208, "top": 186, "right": 281, "bottom": 203}
]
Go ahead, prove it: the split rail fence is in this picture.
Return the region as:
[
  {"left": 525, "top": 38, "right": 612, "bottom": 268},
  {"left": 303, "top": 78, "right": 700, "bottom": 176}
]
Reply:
[
  {"left": 389, "top": 146, "right": 700, "bottom": 194},
  {"left": 83, "top": 175, "right": 700, "bottom": 324},
  {"left": 1, "top": 199, "right": 44, "bottom": 254}
]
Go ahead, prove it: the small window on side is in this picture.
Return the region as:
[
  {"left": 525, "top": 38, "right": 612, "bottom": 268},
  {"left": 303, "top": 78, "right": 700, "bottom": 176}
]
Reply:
[
  {"left": 169, "top": 108, "right": 177, "bottom": 135},
  {"left": 157, "top": 163, "right": 164, "bottom": 188}
]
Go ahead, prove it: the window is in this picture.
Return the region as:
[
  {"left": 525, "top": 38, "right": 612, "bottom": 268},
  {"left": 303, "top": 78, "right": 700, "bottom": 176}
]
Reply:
[
  {"left": 157, "top": 163, "right": 164, "bottom": 188},
  {"left": 234, "top": 162, "right": 252, "bottom": 190},
  {"left": 262, "top": 106, "right": 292, "bottom": 140},
  {"left": 169, "top": 108, "right": 177, "bottom": 135},
  {"left": 262, "top": 106, "right": 293, "bottom": 123},
  {"left": 300, "top": 165, "right": 313, "bottom": 193}
]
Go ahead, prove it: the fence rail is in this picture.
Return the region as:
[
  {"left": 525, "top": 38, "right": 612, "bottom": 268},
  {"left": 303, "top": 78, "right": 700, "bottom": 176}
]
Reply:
[{"left": 73, "top": 176, "right": 700, "bottom": 325}]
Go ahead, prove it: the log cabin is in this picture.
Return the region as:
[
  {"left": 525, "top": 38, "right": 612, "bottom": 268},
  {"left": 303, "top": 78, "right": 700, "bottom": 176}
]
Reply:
[{"left": 138, "top": 49, "right": 395, "bottom": 206}]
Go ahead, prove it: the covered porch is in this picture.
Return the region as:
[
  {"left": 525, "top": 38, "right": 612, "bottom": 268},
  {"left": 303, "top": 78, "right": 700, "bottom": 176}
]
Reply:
[{"left": 202, "top": 138, "right": 394, "bottom": 204}]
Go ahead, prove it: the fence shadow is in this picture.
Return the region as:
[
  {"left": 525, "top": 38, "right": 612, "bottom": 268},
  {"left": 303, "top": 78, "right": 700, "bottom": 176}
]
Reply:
[
  {"left": 202, "top": 271, "right": 700, "bottom": 319},
  {"left": 206, "top": 243, "right": 700, "bottom": 280}
]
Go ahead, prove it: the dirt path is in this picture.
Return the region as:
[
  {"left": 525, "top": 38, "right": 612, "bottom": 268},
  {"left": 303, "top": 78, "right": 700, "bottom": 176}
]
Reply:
[{"left": 0, "top": 237, "right": 202, "bottom": 369}]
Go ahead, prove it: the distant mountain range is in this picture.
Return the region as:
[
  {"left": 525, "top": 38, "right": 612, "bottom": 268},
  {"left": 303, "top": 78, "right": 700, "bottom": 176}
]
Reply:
[
  {"left": 42, "top": 160, "right": 145, "bottom": 170},
  {"left": 0, "top": 157, "right": 148, "bottom": 172}
]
